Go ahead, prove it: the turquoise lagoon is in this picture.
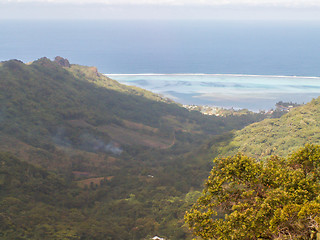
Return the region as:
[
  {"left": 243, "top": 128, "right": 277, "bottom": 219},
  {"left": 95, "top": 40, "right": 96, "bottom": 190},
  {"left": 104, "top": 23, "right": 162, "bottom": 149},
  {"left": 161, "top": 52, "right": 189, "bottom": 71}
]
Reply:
[{"left": 109, "top": 74, "right": 320, "bottom": 111}]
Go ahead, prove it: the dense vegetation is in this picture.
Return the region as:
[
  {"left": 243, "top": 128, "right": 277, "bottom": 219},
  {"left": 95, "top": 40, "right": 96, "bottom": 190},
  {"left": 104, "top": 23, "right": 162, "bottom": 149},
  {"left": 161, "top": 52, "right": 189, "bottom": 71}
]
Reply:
[
  {"left": 185, "top": 144, "right": 320, "bottom": 240},
  {"left": 0, "top": 152, "right": 202, "bottom": 239},
  {"left": 0, "top": 57, "right": 271, "bottom": 239},
  {"left": 215, "top": 97, "right": 320, "bottom": 159}
]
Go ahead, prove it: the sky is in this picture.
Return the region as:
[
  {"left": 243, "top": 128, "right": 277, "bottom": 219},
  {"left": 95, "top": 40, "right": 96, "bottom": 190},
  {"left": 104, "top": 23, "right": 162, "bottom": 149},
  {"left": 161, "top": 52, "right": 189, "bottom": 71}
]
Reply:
[{"left": 1, "top": 0, "right": 320, "bottom": 20}]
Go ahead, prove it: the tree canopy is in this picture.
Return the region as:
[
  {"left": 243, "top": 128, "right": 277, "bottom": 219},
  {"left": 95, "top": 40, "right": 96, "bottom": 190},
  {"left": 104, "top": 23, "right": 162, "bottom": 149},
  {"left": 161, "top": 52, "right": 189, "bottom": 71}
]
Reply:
[{"left": 185, "top": 144, "right": 320, "bottom": 240}]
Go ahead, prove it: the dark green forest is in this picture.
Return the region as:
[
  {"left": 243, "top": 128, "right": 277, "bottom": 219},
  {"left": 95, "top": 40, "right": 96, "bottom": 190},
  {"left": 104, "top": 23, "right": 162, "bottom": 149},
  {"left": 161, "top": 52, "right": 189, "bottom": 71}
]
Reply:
[{"left": 0, "top": 57, "right": 274, "bottom": 239}]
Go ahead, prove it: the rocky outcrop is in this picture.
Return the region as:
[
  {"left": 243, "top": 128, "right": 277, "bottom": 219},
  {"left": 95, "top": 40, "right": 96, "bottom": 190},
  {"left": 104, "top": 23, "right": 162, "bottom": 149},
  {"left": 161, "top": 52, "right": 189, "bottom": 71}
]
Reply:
[
  {"left": 54, "top": 56, "right": 70, "bottom": 68},
  {"left": 89, "top": 66, "right": 100, "bottom": 77}
]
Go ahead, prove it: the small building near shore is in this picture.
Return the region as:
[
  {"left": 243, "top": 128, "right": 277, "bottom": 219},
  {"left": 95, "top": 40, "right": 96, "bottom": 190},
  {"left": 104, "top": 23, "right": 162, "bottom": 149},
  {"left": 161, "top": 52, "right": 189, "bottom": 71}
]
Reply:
[{"left": 151, "top": 236, "right": 165, "bottom": 240}]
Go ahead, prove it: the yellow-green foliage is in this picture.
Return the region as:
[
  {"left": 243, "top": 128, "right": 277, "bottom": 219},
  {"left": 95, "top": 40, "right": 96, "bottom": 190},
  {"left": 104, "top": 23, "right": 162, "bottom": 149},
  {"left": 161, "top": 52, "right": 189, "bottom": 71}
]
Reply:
[
  {"left": 185, "top": 144, "right": 320, "bottom": 240},
  {"left": 67, "top": 64, "right": 170, "bottom": 103},
  {"left": 219, "top": 98, "right": 320, "bottom": 159}
]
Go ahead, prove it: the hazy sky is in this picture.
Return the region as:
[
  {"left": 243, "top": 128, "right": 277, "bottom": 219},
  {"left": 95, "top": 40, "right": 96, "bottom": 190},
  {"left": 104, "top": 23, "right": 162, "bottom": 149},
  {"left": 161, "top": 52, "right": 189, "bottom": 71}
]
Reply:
[{"left": 1, "top": 0, "right": 320, "bottom": 20}]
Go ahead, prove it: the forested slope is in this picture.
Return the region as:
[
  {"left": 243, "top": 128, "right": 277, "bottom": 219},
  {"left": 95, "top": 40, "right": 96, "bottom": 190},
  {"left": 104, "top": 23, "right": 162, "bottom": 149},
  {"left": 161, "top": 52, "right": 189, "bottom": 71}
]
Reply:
[
  {"left": 217, "top": 97, "right": 320, "bottom": 159},
  {"left": 0, "top": 57, "right": 270, "bottom": 239}
]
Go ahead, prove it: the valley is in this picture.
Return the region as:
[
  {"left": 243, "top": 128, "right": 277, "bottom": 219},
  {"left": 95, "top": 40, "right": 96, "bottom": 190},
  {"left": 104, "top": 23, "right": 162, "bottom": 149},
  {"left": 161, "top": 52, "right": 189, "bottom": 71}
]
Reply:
[{"left": 0, "top": 57, "right": 274, "bottom": 239}]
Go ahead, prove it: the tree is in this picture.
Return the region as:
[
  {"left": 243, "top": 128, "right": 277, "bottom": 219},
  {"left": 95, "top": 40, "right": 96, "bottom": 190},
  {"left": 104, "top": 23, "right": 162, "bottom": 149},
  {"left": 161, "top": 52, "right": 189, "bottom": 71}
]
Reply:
[{"left": 185, "top": 144, "right": 320, "bottom": 240}]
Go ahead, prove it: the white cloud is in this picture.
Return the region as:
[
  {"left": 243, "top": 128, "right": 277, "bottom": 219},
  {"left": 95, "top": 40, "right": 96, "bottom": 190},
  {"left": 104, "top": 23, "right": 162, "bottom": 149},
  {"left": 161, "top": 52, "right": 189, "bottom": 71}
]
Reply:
[
  {"left": 2, "top": 0, "right": 320, "bottom": 20},
  {"left": 3, "top": 0, "right": 320, "bottom": 7}
]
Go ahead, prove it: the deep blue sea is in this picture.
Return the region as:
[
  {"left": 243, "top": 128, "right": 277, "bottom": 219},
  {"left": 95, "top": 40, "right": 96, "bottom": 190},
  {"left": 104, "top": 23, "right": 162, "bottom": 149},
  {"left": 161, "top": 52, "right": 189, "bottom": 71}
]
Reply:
[{"left": 2, "top": 20, "right": 320, "bottom": 110}]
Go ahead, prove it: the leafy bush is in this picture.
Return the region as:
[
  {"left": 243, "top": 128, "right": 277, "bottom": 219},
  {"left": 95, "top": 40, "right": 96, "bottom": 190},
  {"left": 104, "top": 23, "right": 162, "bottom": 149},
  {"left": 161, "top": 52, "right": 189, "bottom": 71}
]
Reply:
[{"left": 185, "top": 144, "right": 320, "bottom": 240}]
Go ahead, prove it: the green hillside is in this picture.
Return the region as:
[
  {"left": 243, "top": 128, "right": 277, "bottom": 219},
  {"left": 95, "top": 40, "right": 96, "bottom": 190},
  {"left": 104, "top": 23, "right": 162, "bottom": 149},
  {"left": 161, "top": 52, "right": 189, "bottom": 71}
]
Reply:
[
  {"left": 0, "top": 57, "right": 268, "bottom": 169},
  {"left": 218, "top": 97, "right": 320, "bottom": 159},
  {"left": 0, "top": 57, "right": 270, "bottom": 239}
]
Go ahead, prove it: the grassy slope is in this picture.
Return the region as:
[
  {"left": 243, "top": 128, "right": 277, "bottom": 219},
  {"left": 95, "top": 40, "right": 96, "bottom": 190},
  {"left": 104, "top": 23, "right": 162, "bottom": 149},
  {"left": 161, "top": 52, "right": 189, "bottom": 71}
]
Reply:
[
  {"left": 218, "top": 97, "right": 320, "bottom": 158},
  {"left": 68, "top": 64, "right": 172, "bottom": 103}
]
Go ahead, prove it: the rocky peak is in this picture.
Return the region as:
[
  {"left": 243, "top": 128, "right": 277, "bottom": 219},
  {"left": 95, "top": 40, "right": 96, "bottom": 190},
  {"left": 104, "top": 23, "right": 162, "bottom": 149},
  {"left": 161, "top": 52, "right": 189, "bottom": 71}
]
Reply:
[{"left": 54, "top": 56, "right": 70, "bottom": 68}]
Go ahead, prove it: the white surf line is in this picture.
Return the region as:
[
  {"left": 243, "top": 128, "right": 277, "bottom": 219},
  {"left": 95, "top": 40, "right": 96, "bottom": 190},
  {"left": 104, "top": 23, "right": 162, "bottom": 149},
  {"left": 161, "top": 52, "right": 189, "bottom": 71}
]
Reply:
[{"left": 105, "top": 73, "right": 320, "bottom": 79}]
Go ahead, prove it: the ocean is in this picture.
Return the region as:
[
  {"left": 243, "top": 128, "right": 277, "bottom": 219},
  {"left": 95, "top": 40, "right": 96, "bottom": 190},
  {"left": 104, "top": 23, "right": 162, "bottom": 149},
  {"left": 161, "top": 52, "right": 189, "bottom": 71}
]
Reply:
[{"left": 1, "top": 20, "right": 320, "bottom": 110}]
